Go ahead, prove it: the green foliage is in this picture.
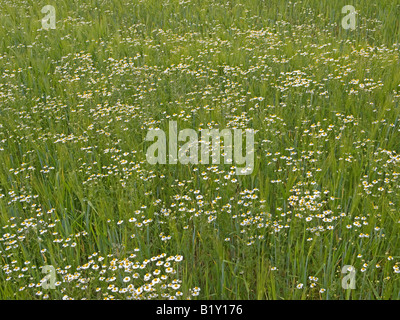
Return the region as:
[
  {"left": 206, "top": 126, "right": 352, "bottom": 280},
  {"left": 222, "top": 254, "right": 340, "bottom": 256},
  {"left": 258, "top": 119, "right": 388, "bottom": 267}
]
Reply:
[{"left": 0, "top": 0, "right": 399, "bottom": 300}]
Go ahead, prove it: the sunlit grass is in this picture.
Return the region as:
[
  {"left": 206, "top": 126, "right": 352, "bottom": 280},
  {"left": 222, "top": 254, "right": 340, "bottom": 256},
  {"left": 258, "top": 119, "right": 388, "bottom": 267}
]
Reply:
[{"left": 0, "top": 0, "right": 399, "bottom": 300}]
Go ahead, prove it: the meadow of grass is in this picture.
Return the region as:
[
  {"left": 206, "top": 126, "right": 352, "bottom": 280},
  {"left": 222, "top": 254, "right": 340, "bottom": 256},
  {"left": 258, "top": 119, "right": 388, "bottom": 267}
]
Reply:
[{"left": 0, "top": 0, "right": 399, "bottom": 300}]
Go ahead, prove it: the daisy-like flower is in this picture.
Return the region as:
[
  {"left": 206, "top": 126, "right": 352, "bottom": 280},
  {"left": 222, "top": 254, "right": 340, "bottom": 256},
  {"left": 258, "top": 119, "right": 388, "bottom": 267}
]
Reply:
[
  {"left": 171, "top": 283, "right": 181, "bottom": 290},
  {"left": 296, "top": 283, "right": 303, "bottom": 289},
  {"left": 144, "top": 273, "right": 152, "bottom": 281},
  {"left": 153, "top": 269, "right": 161, "bottom": 276},
  {"left": 165, "top": 267, "right": 173, "bottom": 273}
]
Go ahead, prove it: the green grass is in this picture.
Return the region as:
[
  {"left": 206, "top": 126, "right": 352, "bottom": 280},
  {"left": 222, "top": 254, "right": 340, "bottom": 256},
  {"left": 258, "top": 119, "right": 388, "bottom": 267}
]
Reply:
[{"left": 0, "top": 0, "right": 399, "bottom": 300}]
